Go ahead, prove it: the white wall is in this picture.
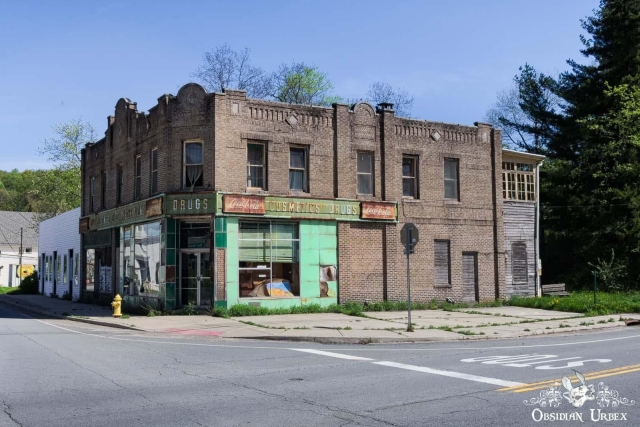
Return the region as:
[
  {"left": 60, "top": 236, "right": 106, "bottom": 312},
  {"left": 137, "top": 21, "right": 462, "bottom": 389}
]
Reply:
[
  {"left": 38, "top": 208, "right": 81, "bottom": 300},
  {"left": 0, "top": 245, "right": 38, "bottom": 287}
]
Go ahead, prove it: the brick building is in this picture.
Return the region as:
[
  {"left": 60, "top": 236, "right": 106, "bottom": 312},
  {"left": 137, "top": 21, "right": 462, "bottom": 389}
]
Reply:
[{"left": 78, "top": 83, "right": 542, "bottom": 311}]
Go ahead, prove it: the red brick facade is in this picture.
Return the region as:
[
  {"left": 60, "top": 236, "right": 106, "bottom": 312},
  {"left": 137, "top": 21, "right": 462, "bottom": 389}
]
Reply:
[{"left": 82, "top": 83, "right": 506, "bottom": 304}]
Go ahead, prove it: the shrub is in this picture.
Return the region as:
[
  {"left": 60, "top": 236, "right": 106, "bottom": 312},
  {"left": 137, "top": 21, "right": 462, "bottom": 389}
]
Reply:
[{"left": 15, "top": 271, "right": 39, "bottom": 295}]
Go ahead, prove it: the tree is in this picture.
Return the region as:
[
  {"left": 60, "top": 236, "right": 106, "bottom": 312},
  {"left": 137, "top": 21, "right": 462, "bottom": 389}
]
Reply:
[
  {"left": 366, "top": 82, "right": 414, "bottom": 118},
  {"left": 29, "top": 119, "right": 95, "bottom": 224},
  {"left": 267, "top": 62, "right": 340, "bottom": 106},
  {"left": 192, "top": 44, "right": 269, "bottom": 99},
  {"left": 484, "top": 65, "right": 561, "bottom": 155}
]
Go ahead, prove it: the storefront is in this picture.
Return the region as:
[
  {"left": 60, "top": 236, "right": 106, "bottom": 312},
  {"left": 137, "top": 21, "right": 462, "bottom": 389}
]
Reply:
[{"left": 80, "top": 192, "right": 396, "bottom": 311}]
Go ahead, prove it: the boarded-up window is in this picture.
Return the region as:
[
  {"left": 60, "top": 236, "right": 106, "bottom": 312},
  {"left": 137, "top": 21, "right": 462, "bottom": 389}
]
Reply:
[
  {"left": 512, "top": 242, "right": 528, "bottom": 284},
  {"left": 434, "top": 240, "right": 451, "bottom": 284}
]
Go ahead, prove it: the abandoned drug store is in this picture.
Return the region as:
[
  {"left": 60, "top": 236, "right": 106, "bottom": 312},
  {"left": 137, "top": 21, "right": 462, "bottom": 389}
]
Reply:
[{"left": 78, "top": 83, "right": 542, "bottom": 311}]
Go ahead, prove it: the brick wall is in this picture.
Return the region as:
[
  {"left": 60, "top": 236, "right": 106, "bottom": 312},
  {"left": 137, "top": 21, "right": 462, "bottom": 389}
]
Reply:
[{"left": 81, "top": 83, "right": 510, "bottom": 304}]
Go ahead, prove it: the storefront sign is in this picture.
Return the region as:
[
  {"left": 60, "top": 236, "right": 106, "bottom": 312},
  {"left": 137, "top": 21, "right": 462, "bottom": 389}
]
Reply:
[
  {"left": 361, "top": 202, "right": 397, "bottom": 220},
  {"left": 217, "top": 194, "right": 398, "bottom": 222},
  {"left": 166, "top": 194, "right": 216, "bottom": 215},
  {"left": 79, "top": 217, "right": 89, "bottom": 234},
  {"left": 146, "top": 197, "right": 163, "bottom": 217},
  {"left": 84, "top": 229, "right": 112, "bottom": 249},
  {"left": 223, "top": 195, "right": 266, "bottom": 214},
  {"left": 85, "top": 196, "right": 164, "bottom": 231}
]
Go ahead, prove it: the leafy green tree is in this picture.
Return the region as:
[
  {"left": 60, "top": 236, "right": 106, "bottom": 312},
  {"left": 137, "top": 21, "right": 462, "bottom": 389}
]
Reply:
[{"left": 268, "top": 62, "right": 340, "bottom": 106}]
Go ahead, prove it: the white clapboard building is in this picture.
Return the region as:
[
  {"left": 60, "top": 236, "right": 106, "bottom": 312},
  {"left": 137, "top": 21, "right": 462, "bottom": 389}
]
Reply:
[
  {"left": 38, "top": 208, "right": 81, "bottom": 300},
  {"left": 0, "top": 211, "right": 38, "bottom": 287}
]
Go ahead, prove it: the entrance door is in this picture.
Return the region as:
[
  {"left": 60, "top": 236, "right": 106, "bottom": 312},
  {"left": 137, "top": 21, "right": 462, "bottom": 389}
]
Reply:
[
  {"left": 462, "top": 252, "right": 479, "bottom": 303},
  {"left": 180, "top": 251, "right": 212, "bottom": 306}
]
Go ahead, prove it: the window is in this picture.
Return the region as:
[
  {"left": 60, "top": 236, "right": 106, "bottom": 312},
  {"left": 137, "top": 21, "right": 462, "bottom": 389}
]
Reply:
[
  {"left": 502, "top": 162, "right": 535, "bottom": 201},
  {"left": 444, "top": 158, "right": 459, "bottom": 200},
  {"left": 134, "top": 154, "right": 142, "bottom": 200},
  {"left": 63, "top": 255, "right": 68, "bottom": 285},
  {"left": 183, "top": 142, "right": 203, "bottom": 189},
  {"left": 402, "top": 156, "right": 418, "bottom": 198},
  {"left": 512, "top": 242, "right": 528, "bottom": 284},
  {"left": 247, "top": 143, "right": 265, "bottom": 189},
  {"left": 434, "top": 240, "right": 451, "bottom": 285},
  {"left": 238, "top": 222, "right": 300, "bottom": 298},
  {"left": 101, "top": 171, "right": 107, "bottom": 209},
  {"left": 89, "top": 176, "right": 95, "bottom": 212},
  {"left": 357, "top": 152, "right": 373, "bottom": 195},
  {"left": 150, "top": 148, "right": 158, "bottom": 194},
  {"left": 116, "top": 164, "right": 123, "bottom": 205},
  {"left": 289, "top": 147, "right": 308, "bottom": 192}
]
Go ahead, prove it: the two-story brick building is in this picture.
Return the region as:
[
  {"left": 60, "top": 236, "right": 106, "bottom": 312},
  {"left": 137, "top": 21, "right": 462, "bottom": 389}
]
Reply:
[{"left": 78, "top": 83, "right": 543, "bottom": 311}]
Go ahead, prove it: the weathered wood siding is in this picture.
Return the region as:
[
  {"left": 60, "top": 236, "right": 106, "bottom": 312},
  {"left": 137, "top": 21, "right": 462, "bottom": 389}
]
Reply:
[{"left": 503, "top": 201, "right": 536, "bottom": 297}]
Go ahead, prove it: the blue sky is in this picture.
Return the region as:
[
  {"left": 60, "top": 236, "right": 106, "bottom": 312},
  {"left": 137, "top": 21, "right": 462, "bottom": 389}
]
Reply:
[{"left": 0, "top": 0, "right": 599, "bottom": 171}]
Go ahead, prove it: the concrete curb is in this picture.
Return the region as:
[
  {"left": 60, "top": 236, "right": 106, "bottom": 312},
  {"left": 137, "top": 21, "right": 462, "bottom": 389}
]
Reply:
[
  {"left": 0, "top": 297, "right": 144, "bottom": 331},
  {"left": 232, "top": 335, "right": 454, "bottom": 344}
]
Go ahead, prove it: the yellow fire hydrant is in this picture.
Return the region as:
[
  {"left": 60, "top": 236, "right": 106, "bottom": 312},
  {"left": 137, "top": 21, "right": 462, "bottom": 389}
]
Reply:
[{"left": 111, "top": 294, "right": 122, "bottom": 318}]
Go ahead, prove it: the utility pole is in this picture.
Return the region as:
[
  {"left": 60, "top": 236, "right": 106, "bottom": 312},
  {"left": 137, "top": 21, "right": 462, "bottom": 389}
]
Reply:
[{"left": 18, "top": 227, "right": 23, "bottom": 287}]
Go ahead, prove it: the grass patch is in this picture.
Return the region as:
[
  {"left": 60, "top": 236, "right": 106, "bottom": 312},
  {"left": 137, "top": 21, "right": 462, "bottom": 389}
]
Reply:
[
  {"left": 293, "top": 326, "right": 309, "bottom": 330},
  {"left": 558, "top": 323, "right": 571, "bottom": 328},
  {"left": 457, "top": 329, "right": 482, "bottom": 336},
  {"left": 121, "top": 314, "right": 130, "bottom": 319},
  {"left": 523, "top": 328, "right": 531, "bottom": 332},
  {"left": 506, "top": 291, "right": 640, "bottom": 316},
  {"left": 545, "top": 326, "right": 552, "bottom": 330},
  {"left": 0, "top": 287, "right": 19, "bottom": 295},
  {"left": 579, "top": 321, "right": 595, "bottom": 326}
]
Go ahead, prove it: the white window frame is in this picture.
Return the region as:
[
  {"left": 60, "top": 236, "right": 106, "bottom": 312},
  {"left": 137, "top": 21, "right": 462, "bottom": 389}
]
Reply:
[
  {"left": 402, "top": 155, "right": 418, "bottom": 198},
  {"left": 183, "top": 141, "right": 204, "bottom": 190},
  {"left": 289, "top": 146, "right": 308, "bottom": 192},
  {"left": 247, "top": 142, "right": 266, "bottom": 190},
  {"left": 357, "top": 151, "right": 374, "bottom": 196}
]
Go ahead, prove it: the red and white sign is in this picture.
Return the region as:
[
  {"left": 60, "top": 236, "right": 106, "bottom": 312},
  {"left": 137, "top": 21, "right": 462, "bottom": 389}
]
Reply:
[
  {"left": 223, "top": 195, "right": 266, "bottom": 214},
  {"left": 361, "top": 202, "right": 396, "bottom": 220}
]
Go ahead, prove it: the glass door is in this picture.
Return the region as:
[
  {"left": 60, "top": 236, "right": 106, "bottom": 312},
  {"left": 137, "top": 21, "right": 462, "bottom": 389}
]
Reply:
[{"left": 180, "top": 251, "right": 212, "bottom": 306}]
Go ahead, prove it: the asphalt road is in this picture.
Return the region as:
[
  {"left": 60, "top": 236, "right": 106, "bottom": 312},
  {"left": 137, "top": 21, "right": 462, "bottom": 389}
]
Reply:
[{"left": 1, "top": 303, "right": 639, "bottom": 427}]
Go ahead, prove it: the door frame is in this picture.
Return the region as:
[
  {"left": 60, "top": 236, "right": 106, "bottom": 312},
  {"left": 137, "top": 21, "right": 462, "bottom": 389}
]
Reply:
[
  {"left": 179, "top": 249, "right": 211, "bottom": 307},
  {"left": 462, "top": 251, "right": 479, "bottom": 303}
]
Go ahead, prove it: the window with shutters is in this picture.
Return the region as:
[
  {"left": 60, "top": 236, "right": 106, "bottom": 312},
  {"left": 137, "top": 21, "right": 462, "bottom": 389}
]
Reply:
[
  {"left": 511, "top": 242, "right": 528, "bottom": 284},
  {"left": 434, "top": 240, "right": 451, "bottom": 285},
  {"left": 238, "top": 221, "right": 299, "bottom": 298},
  {"left": 502, "top": 161, "right": 535, "bottom": 201}
]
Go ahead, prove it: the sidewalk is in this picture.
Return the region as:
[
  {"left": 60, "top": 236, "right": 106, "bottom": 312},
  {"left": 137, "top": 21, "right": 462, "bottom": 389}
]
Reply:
[{"left": 2, "top": 294, "right": 639, "bottom": 344}]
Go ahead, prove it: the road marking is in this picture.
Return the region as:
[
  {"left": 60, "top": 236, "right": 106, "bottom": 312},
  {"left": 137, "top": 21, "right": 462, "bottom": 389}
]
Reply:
[
  {"left": 291, "top": 349, "right": 374, "bottom": 361},
  {"left": 373, "top": 361, "right": 525, "bottom": 387},
  {"left": 498, "top": 363, "right": 640, "bottom": 393},
  {"left": 461, "top": 354, "right": 612, "bottom": 369}
]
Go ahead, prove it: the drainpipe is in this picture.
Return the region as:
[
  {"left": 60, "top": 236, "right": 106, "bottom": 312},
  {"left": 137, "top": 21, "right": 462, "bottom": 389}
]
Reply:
[{"left": 535, "top": 159, "right": 544, "bottom": 297}]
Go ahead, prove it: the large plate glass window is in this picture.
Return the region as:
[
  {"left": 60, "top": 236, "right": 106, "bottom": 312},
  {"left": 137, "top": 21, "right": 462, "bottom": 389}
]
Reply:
[{"left": 238, "top": 221, "right": 299, "bottom": 298}]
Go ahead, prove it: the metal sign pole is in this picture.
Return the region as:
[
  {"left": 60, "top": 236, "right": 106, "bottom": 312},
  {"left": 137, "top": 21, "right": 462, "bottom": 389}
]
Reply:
[{"left": 406, "top": 227, "right": 412, "bottom": 332}]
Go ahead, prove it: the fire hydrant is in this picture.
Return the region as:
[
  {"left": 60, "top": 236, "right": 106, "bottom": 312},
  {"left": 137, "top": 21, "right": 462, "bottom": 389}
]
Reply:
[{"left": 111, "top": 294, "right": 122, "bottom": 318}]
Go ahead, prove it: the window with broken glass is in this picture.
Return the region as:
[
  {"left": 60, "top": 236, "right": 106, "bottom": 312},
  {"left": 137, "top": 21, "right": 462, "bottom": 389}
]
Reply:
[{"left": 502, "top": 162, "right": 535, "bottom": 201}]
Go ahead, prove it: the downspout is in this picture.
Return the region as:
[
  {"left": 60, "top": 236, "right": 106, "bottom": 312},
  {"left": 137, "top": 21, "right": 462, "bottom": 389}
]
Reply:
[{"left": 535, "top": 159, "right": 544, "bottom": 297}]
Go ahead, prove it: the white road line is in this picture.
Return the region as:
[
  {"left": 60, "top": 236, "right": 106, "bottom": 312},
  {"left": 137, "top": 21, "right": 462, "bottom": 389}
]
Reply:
[
  {"left": 373, "top": 361, "right": 525, "bottom": 387},
  {"left": 291, "top": 349, "right": 374, "bottom": 361}
]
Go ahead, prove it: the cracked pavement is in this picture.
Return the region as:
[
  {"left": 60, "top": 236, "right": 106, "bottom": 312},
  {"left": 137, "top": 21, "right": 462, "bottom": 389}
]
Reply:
[{"left": 1, "top": 303, "right": 639, "bottom": 427}]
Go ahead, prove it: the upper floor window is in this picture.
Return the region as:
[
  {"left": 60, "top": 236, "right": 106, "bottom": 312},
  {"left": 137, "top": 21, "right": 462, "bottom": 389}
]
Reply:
[
  {"left": 502, "top": 161, "right": 535, "bottom": 201},
  {"left": 357, "top": 152, "right": 373, "bottom": 195},
  {"left": 247, "top": 142, "right": 265, "bottom": 189},
  {"left": 184, "top": 142, "right": 203, "bottom": 190},
  {"left": 116, "top": 164, "right": 123, "bottom": 205},
  {"left": 444, "top": 158, "right": 459, "bottom": 200},
  {"left": 289, "top": 147, "right": 308, "bottom": 192},
  {"left": 150, "top": 148, "right": 158, "bottom": 194},
  {"left": 89, "top": 176, "right": 95, "bottom": 212},
  {"left": 134, "top": 155, "right": 142, "bottom": 200},
  {"left": 402, "top": 156, "right": 418, "bottom": 198},
  {"left": 101, "top": 171, "right": 107, "bottom": 209}
]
